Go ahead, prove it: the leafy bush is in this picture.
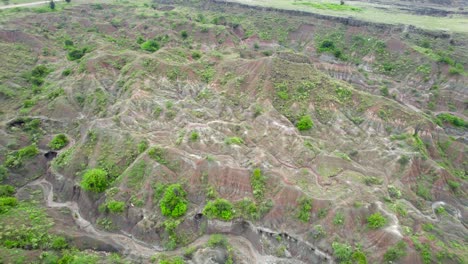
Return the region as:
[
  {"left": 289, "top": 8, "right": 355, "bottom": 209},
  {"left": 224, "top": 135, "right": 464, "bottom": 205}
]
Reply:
[
  {"left": 251, "top": 169, "right": 266, "bottom": 200},
  {"left": 448, "top": 63, "right": 465, "bottom": 75},
  {"left": 436, "top": 113, "right": 467, "bottom": 128},
  {"left": 416, "top": 184, "right": 432, "bottom": 201},
  {"left": 137, "top": 140, "right": 148, "bottom": 154},
  {"left": 160, "top": 184, "right": 188, "bottom": 218},
  {"left": 0, "top": 166, "right": 9, "bottom": 181},
  {"left": 207, "top": 234, "right": 228, "bottom": 248},
  {"left": 333, "top": 211, "right": 345, "bottom": 225},
  {"left": 107, "top": 201, "right": 125, "bottom": 213},
  {"left": 0, "top": 197, "right": 18, "bottom": 213},
  {"left": 317, "top": 39, "right": 345, "bottom": 59},
  {"left": 51, "top": 236, "right": 68, "bottom": 250},
  {"left": 5, "top": 144, "right": 39, "bottom": 168},
  {"left": 191, "top": 50, "right": 202, "bottom": 60},
  {"left": 67, "top": 47, "right": 88, "bottom": 61},
  {"left": 189, "top": 131, "right": 199, "bottom": 142},
  {"left": 48, "top": 134, "right": 69, "bottom": 150},
  {"left": 388, "top": 185, "right": 402, "bottom": 199},
  {"left": 236, "top": 198, "right": 259, "bottom": 220},
  {"left": 80, "top": 169, "right": 108, "bottom": 193},
  {"left": 296, "top": 115, "right": 314, "bottom": 131},
  {"left": 332, "top": 242, "right": 353, "bottom": 262},
  {"left": 148, "top": 146, "right": 167, "bottom": 164},
  {"left": 141, "top": 40, "right": 160, "bottom": 52},
  {"left": 224, "top": 137, "right": 244, "bottom": 145},
  {"left": 296, "top": 197, "right": 313, "bottom": 222},
  {"left": 0, "top": 185, "right": 15, "bottom": 197},
  {"left": 384, "top": 241, "right": 407, "bottom": 262},
  {"left": 64, "top": 39, "right": 74, "bottom": 47},
  {"left": 447, "top": 180, "right": 460, "bottom": 191},
  {"left": 181, "top": 30, "right": 188, "bottom": 39},
  {"left": 203, "top": 198, "right": 234, "bottom": 221},
  {"left": 367, "top": 212, "right": 387, "bottom": 229},
  {"left": 398, "top": 155, "right": 410, "bottom": 166}
]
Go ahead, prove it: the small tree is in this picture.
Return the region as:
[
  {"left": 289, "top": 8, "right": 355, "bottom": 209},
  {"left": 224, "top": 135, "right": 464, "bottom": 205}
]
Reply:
[
  {"left": 367, "top": 212, "right": 387, "bottom": 229},
  {"left": 296, "top": 115, "right": 314, "bottom": 131},
  {"left": 80, "top": 169, "right": 108, "bottom": 193},
  {"left": 65, "top": 0, "right": 71, "bottom": 3},
  {"left": 49, "top": 0, "right": 55, "bottom": 10},
  {"left": 181, "top": 30, "right": 188, "bottom": 39},
  {"left": 160, "top": 184, "right": 188, "bottom": 218}
]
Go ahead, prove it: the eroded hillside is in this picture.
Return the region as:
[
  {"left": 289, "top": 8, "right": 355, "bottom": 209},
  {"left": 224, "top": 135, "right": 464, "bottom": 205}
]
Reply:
[{"left": 0, "top": 0, "right": 466, "bottom": 263}]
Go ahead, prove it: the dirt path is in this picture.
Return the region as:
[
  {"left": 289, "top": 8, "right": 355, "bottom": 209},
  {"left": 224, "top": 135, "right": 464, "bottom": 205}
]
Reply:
[{"left": 0, "top": 0, "right": 64, "bottom": 10}]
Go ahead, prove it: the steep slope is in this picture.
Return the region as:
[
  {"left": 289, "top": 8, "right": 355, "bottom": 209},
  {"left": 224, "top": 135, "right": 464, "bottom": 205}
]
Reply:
[{"left": 0, "top": 1, "right": 466, "bottom": 263}]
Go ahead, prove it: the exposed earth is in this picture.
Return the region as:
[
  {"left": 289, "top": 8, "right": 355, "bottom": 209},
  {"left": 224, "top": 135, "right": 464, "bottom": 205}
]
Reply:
[{"left": 0, "top": 0, "right": 466, "bottom": 263}]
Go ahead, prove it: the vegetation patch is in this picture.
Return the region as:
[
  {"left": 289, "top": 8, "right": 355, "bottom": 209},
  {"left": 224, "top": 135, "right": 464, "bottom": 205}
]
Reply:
[
  {"left": 296, "top": 196, "right": 313, "bottom": 222},
  {"left": 203, "top": 198, "right": 234, "bottom": 221},
  {"left": 106, "top": 200, "right": 125, "bottom": 213},
  {"left": 367, "top": 212, "right": 387, "bottom": 229},
  {"left": 250, "top": 168, "right": 266, "bottom": 200},
  {"left": 80, "top": 168, "right": 108, "bottom": 193},
  {"left": 48, "top": 134, "right": 69, "bottom": 150},
  {"left": 292, "top": 2, "right": 362, "bottom": 12},
  {"left": 296, "top": 115, "right": 314, "bottom": 131},
  {"left": 160, "top": 184, "right": 188, "bottom": 218},
  {"left": 4, "top": 144, "right": 39, "bottom": 168},
  {"left": 436, "top": 113, "right": 467, "bottom": 128}
]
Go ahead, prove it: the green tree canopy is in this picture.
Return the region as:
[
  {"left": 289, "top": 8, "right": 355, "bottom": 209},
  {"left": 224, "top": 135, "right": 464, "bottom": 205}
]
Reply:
[{"left": 80, "top": 169, "right": 108, "bottom": 193}]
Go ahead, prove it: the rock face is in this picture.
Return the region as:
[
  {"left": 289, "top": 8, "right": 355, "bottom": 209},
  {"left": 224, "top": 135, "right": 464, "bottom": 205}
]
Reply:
[{"left": 0, "top": 0, "right": 466, "bottom": 263}]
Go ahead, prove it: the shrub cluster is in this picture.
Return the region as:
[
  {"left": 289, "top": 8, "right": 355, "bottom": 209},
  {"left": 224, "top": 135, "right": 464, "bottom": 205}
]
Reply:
[
  {"left": 160, "top": 184, "right": 188, "bottom": 218},
  {"left": 203, "top": 198, "right": 234, "bottom": 221}
]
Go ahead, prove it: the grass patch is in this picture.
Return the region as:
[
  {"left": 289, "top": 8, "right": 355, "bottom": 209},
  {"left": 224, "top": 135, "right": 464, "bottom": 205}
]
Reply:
[{"left": 292, "top": 2, "right": 362, "bottom": 12}]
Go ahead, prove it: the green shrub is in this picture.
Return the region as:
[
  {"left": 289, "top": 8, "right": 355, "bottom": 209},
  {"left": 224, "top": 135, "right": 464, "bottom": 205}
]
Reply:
[
  {"left": 398, "top": 155, "right": 410, "bottom": 166},
  {"left": 0, "top": 197, "right": 18, "bottom": 213},
  {"left": 67, "top": 47, "right": 88, "bottom": 61},
  {"left": 64, "top": 39, "right": 74, "bottom": 47},
  {"left": 141, "top": 40, "right": 160, "bottom": 52},
  {"left": 51, "top": 236, "right": 68, "bottom": 250},
  {"left": 388, "top": 185, "right": 402, "bottom": 199},
  {"left": 251, "top": 169, "right": 266, "bottom": 200},
  {"left": 333, "top": 211, "right": 345, "bottom": 225},
  {"left": 203, "top": 198, "right": 234, "bottom": 221},
  {"left": 181, "top": 30, "right": 188, "bottom": 39},
  {"left": 191, "top": 50, "right": 202, "bottom": 60},
  {"left": 332, "top": 242, "right": 353, "bottom": 262},
  {"left": 296, "top": 115, "right": 314, "bottom": 131},
  {"left": 236, "top": 198, "right": 259, "bottom": 220},
  {"left": 447, "top": 180, "right": 460, "bottom": 191},
  {"left": 448, "top": 63, "right": 465, "bottom": 75},
  {"left": 148, "top": 146, "right": 167, "bottom": 164},
  {"left": 352, "top": 250, "right": 368, "bottom": 264},
  {"left": 137, "top": 140, "right": 148, "bottom": 154},
  {"left": 5, "top": 144, "right": 39, "bottom": 168},
  {"left": 367, "top": 212, "right": 387, "bottom": 229},
  {"left": 437, "top": 113, "right": 467, "bottom": 128},
  {"left": 189, "top": 131, "right": 199, "bottom": 142},
  {"left": 48, "top": 134, "right": 69, "bottom": 150},
  {"left": 107, "top": 201, "right": 125, "bottom": 213},
  {"left": 416, "top": 184, "right": 432, "bottom": 200},
  {"left": 0, "top": 185, "right": 15, "bottom": 197},
  {"left": 383, "top": 241, "right": 407, "bottom": 262},
  {"left": 224, "top": 137, "right": 244, "bottom": 145},
  {"left": 0, "top": 166, "right": 9, "bottom": 181},
  {"left": 296, "top": 197, "right": 313, "bottom": 222},
  {"left": 80, "top": 169, "right": 108, "bottom": 193},
  {"left": 207, "top": 234, "right": 228, "bottom": 248},
  {"left": 160, "top": 184, "right": 188, "bottom": 218}
]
